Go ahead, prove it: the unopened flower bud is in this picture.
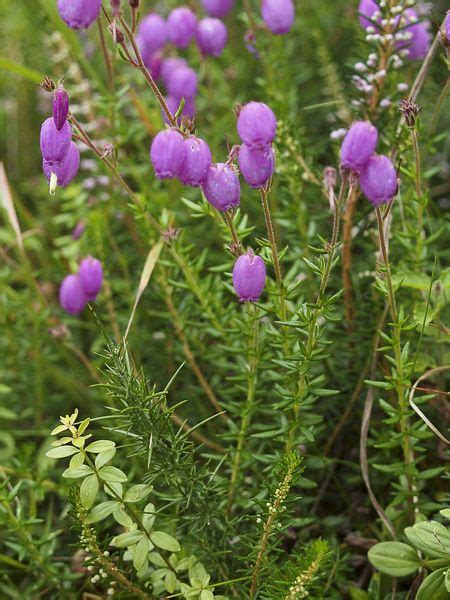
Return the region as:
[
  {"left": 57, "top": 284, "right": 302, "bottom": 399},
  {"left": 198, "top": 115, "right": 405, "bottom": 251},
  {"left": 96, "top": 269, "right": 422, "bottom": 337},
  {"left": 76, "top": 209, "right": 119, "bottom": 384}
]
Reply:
[
  {"left": 129, "top": 0, "right": 139, "bottom": 7},
  {"left": 53, "top": 87, "right": 69, "bottom": 131}
]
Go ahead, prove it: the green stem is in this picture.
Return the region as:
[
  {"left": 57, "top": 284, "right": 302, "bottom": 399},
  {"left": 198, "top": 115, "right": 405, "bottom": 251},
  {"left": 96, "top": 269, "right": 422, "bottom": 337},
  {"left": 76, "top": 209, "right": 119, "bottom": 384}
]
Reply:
[{"left": 410, "top": 128, "right": 424, "bottom": 264}]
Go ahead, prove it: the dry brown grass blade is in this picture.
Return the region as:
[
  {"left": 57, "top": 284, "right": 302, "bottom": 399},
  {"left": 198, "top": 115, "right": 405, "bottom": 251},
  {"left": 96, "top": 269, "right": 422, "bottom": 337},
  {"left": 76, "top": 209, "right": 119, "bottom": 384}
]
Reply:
[
  {"left": 0, "top": 162, "right": 24, "bottom": 254},
  {"left": 409, "top": 365, "right": 450, "bottom": 444},
  {"left": 124, "top": 240, "right": 163, "bottom": 340}
]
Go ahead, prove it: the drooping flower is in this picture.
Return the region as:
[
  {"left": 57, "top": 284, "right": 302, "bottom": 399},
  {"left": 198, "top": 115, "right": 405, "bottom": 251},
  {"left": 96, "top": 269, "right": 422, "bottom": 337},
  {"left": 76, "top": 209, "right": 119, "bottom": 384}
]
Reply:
[
  {"left": 340, "top": 121, "right": 378, "bottom": 172},
  {"left": 165, "top": 66, "right": 198, "bottom": 99},
  {"left": 359, "top": 154, "right": 398, "bottom": 206},
  {"left": 160, "top": 57, "right": 188, "bottom": 86},
  {"left": 237, "top": 102, "right": 277, "bottom": 148},
  {"left": 202, "top": 163, "right": 240, "bottom": 211},
  {"left": 261, "top": 0, "right": 295, "bottom": 35},
  {"left": 232, "top": 250, "right": 266, "bottom": 302},
  {"left": 196, "top": 18, "right": 228, "bottom": 57},
  {"left": 167, "top": 7, "right": 197, "bottom": 49},
  {"left": 136, "top": 13, "right": 167, "bottom": 54},
  {"left": 40, "top": 117, "right": 72, "bottom": 163},
  {"left": 57, "top": 0, "right": 102, "bottom": 30},
  {"left": 43, "top": 141, "right": 80, "bottom": 192},
  {"left": 201, "top": 0, "right": 234, "bottom": 18},
  {"left": 78, "top": 257, "right": 103, "bottom": 300},
  {"left": 150, "top": 129, "right": 186, "bottom": 179},
  {"left": 238, "top": 144, "right": 275, "bottom": 189},
  {"left": 179, "top": 136, "right": 212, "bottom": 187},
  {"left": 59, "top": 274, "right": 87, "bottom": 315},
  {"left": 53, "top": 87, "right": 69, "bottom": 131}
]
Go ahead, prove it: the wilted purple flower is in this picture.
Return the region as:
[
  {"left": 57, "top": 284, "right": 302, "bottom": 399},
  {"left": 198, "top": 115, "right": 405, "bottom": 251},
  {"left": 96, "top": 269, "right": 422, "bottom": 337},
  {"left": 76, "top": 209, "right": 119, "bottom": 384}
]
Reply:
[
  {"left": 167, "top": 7, "right": 197, "bottom": 49},
  {"left": 397, "top": 10, "right": 431, "bottom": 61},
  {"left": 40, "top": 117, "right": 72, "bottom": 163},
  {"left": 179, "top": 136, "right": 212, "bottom": 187},
  {"left": 43, "top": 141, "right": 80, "bottom": 191},
  {"left": 166, "top": 66, "right": 198, "bottom": 99},
  {"left": 72, "top": 221, "right": 86, "bottom": 240},
  {"left": 237, "top": 102, "right": 277, "bottom": 148},
  {"left": 359, "top": 154, "right": 398, "bottom": 206},
  {"left": 78, "top": 257, "right": 103, "bottom": 300},
  {"left": 137, "top": 13, "right": 167, "bottom": 54},
  {"left": 340, "top": 121, "right": 378, "bottom": 172},
  {"left": 57, "top": 0, "right": 102, "bottom": 30},
  {"left": 238, "top": 144, "right": 275, "bottom": 188},
  {"left": 202, "top": 0, "right": 234, "bottom": 18},
  {"left": 358, "top": 0, "right": 380, "bottom": 29},
  {"left": 196, "top": 18, "right": 228, "bottom": 57},
  {"left": 232, "top": 250, "right": 266, "bottom": 302},
  {"left": 161, "top": 57, "right": 188, "bottom": 86},
  {"left": 150, "top": 129, "right": 186, "bottom": 179},
  {"left": 261, "top": 0, "right": 295, "bottom": 35},
  {"left": 162, "top": 96, "right": 196, "bottom": 125},
  {"left": 59, "top": 274, "right": 87, "bottom": 315},
  {"left": 53, "top": 87, "right": 69, "bottom": 131},
  {"left": 202, "top": 163, "right": 240, "bottom": 211}
]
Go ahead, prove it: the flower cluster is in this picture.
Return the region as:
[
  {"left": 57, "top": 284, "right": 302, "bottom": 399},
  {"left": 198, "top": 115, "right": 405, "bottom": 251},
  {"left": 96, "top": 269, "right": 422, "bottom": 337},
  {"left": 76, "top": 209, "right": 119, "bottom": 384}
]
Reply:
[
  {"left": 40, "top": 85, "right": 80, "bottom": 194},
  {"left": 59, "top": 257, "right": 103, "bottom": 315},
  {"left": 340, "top": 121, "right": 398, "bottom": 206}
]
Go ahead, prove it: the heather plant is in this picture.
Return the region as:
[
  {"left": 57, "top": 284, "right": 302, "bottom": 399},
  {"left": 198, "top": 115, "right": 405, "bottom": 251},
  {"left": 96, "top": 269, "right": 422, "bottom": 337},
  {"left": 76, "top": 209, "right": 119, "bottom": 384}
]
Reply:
[{"left": 0, "top": 0, "right": 449, "bottom": 599}]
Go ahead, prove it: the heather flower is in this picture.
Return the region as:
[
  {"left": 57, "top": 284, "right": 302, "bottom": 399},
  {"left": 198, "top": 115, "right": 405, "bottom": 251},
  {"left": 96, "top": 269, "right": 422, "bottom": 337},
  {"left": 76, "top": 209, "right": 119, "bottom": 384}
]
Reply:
[
  {"left": 57, "top": 0, "right": 102, "bottom": 30},
  {"left": 43, "top": 141, "right": 80, "bottom": 192},
  {"left": 150, "top": 129, "right": 186, "bottom": 179},
  {"left": 78, "top": 257, "right": 103, "bottom": 300},
  {"left": 359, "top": 154, "right": 398, "bottom": 206},
  {"left": 238, "top": 144, "right": 275, "bottom": 189},
  {"left": 202, "top": 163, "right": 240, "bottom": 211},
  {"left": 137, "top": 13, "right": 167, "bottom": 54},
  {"left": 232, "top": 250, "right": 266, "bottom": 302},
  {"left": 358, "top": 0, "right": 380, "bottom": 29},
  {"left": 167, "top": 7, "right": 197, "bottom": 49},
  {"left": 53, "top": 87, "right": 69, "bottom": 131},
  {"left": 237, "top": 102, "right": 277, "bottom": 148},
  {"left": 59, "top": 274, "right": 87, "bottom": 315},
  {"left": 40, "top": 117, "right": 72, "bottom": 163},
  {"left": 444, "top": 11, "right": 450, "bottom": 46},
  {"left": 261, "top": 0, "right": 295, "bottom": 35},
  {"left": 340, "top": 121, "right": 378, "bottom": 172},
  {"left": 166, "top": 66, "right": 198, "bottom": 100},
  {"left": 179, "top": 136, "right": 212, "bottom": 187},
  {"left": 397, "top": 10, "right": 431, "bottom": 61},
  {"left": 162, "top": 96, "right": 196, "bottom": 125},
  {"left": 196, "top": 18, "right": 228, "bottom": 57},
  {"left": 141, "top": 50, "right": 163, "bottom": 80},
  {"left": 161, "top": 57, "right": 188, "bottom": 87},
  {"left": 201, "top": 0, "right": 234, "bottom": 18}
]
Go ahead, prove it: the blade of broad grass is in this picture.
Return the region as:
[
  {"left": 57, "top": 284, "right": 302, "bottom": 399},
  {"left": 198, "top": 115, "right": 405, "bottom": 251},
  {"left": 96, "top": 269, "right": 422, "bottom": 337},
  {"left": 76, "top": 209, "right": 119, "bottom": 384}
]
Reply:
[
  {"left": 37, "top": 0, "right": 107, "bottom": 93},
  {"left": 124, "top": 240, "right": 164, "bottom": 340},
  {"left": 0, "top": 162, "right": 24, "bottom": 254},
  {"left": 0, "top": 57, "right": 42, "bottom": 84}
]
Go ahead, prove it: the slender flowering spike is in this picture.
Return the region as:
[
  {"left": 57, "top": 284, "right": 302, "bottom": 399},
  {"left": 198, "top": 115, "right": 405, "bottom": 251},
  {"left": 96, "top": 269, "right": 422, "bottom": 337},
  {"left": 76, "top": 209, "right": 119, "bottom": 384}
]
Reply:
[
  {"left": 238, "top": 144, "right": 275, "bottom": 188},
  {"left": 166, "top": 66, "right": 198, "bottom": 99},
  {"left": 57, "top": 0, "right": 102, "bottom": 30},
  {"left": 196, "top": 18, "right": 228, "bottom": 57},
  {"left": 162, "top": 96, "right": 196, "bottom": 125},
  {"left": 167, "top": 7, "right": 197, "bottom": 49},
  {"left": 340, "top": 121, "right": 378, "bottom": 172},
  {"left": 59, "top": 275, "right": 87, "bottom": 315},
  {"left": 161, "top": 57, "right": 188, "bottom": 87},
  {"left": 261, "top": 0, "right": 295, "bottom": 35},
  {"left": 360, "top": 154, "right": 398, "bottom": 206},
  {"left": 137, "top": 13, "right": 167, "bottom": 54},
  {"left": 179, "top": 136, "right": 212, "bottom": 187},
  {"left": 40, "top": 117, "right": 72, "bottom": 163},
  {"left": 150, "top": 129, "right": 186, "bottom": 179},
  {"left": 53, "top": 87, "right": 69, "bottom": 131},
  {"left": 202, "top": 0, "right": 234, "bottom": 18},
  {"left": 237, "top": 102, "right": 277, "bottom": 148},
  {"left": 202, "top": 163, "right": 240, "bottom": 211},
  {"left": 358, "top": 0, "right": 380, "bottom": 29},
  {"left": 232, "top": 251, "right": 266, "bottom": 302},
  {"left": 78, "top": 257, "right": 103, "bottom": 300},
  {"left": 43, "top": 142, "right": 80, "bottom": 193}
]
